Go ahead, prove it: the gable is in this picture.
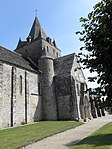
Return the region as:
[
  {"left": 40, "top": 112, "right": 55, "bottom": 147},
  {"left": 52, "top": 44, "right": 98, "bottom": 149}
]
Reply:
[
  {"left": 54, "top": 52, "right": 85, "bottom": 83},
  {"left": 71, "top": 54, "right": 85, "bottom": 83}
]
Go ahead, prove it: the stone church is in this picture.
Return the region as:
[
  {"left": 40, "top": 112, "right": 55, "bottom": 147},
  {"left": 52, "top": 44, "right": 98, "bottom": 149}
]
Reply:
[{"left": 0, "top": 16, "right": 91, "bottom": 129}]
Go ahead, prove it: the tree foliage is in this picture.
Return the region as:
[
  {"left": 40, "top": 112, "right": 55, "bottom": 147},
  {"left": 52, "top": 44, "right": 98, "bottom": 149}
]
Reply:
[{"left": 77, "top": 0, "right": 112, "bottom": 106}]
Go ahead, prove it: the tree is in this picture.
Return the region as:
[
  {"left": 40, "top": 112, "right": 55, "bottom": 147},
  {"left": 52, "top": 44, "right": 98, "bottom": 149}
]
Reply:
[{"left": 76, "top": 0, "right": 112, "bottom": 107}]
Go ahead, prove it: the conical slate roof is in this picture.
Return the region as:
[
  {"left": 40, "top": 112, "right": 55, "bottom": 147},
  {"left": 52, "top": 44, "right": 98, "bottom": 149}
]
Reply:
[
  {"left": 28, "top": 16, "right": 47, "bottom": 41},
  {"left": 16, "top": 16, "right": 48, "bottom": 49}
]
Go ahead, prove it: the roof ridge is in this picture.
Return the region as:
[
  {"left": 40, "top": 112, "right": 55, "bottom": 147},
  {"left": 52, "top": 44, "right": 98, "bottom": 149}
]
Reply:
[
  {"left": 55, "top": 52, "right": 76, "bottom": 61},
  {"left": 0, "top": 45, "right": 23, "bottom": 57}
]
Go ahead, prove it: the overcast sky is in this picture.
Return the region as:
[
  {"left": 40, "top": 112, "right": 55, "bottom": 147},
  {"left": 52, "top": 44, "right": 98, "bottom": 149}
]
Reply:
[{"left": 0, "top": 0, "right": 101, "bottom": 87}]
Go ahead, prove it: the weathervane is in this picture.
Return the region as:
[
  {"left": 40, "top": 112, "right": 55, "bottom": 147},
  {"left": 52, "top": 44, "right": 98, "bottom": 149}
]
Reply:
[{"left": 35, "top": 9, "right": 38, "bottom": 16}]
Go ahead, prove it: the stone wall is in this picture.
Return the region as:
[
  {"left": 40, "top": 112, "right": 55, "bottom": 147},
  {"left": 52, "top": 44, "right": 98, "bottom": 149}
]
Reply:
[
  {"left": 71, "top": 77, "right": 80, "bottom": 120},
  {"left": 71, "top": 57, "right": 92, "bottom": 121},
  {"left": 0, "top": 61, "right": 3, "bottom": 128},
  {"left": 28, "top": 72, "right": 42, "bottom": 123},
  {"left": 54, "top": 75, "right": 75, "bottom": 120},
  {"left": 70, "top": 54, "right": 91, "bottom": 120},
  {"left": 42, "top": 39, "right": 61, "bottom": 58},
  {"left": 15, "top": 38, "right": 61, "bottom": 65},
  {"left": 39, "top": 56, "right": 57, "bottom": 120},
  {"left": 0, "top": 62, "right": 41, "bottom": 129},
  {"left": 12, "top": 67, "right": 27, "bottom": 126},
  {"left": 15, "top": 39, "right": 42, "bottom": 64},
  {"left": 0, "top": 62, "right": 12, "bottom": 128}
]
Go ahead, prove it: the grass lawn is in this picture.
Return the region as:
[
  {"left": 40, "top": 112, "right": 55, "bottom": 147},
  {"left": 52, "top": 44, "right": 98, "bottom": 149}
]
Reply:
[
  {"left": 70, "top": 122, "right": 112, "bottom": 149},
  {"left": 0, "top": 121, "right": 83, "bottom": 149}
]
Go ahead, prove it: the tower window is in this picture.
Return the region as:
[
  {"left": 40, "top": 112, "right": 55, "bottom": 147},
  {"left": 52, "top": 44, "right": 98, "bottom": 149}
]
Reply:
[
  {"left": 53, "top": 49, "right": 55, "bottom": 54},
  {"left": 47, "top": 46, "right": 49, "bottom": 52},
  {"left": 20, "top": 75, "right": 22, "bottom": 94},
  {"left": 56, "top": 52, "right": 58, "bottom": 58}
]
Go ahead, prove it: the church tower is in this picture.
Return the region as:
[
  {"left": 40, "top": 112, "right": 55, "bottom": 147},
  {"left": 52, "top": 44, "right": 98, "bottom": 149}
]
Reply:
[
  {"left": 15, "top": 16, "right": 61, "bottom": 65},
  {"left": 15, "top": 16, "right": 60, "bottom": 120},
  {"left": 38, "top": 54, "right": 57, "bottom": 120}
]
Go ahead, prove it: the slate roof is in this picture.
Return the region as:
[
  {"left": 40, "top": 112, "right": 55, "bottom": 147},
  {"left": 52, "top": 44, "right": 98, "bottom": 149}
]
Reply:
[
  {"left": 16, "top": 16, "right": 47, "bottom": 49},
  {"left": 54, "top": 53, "right": 75, "bottom": 76},
  {"left": 29, "top": 16, "right": 47, "bottom": 41},
  {"left": 16, "top": 39, "right": 27, "bottom": 49},
  {"left": 54, "top": 53, "right": 86, "bottom": 81},
  {"left": 0, "top": 46, "right": 38, "bottom": 73}
]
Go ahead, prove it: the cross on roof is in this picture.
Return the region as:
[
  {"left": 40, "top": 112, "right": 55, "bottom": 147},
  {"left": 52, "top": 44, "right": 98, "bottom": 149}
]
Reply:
[{"left": 35, "top": 9, "right": 38, "bottom": 16}]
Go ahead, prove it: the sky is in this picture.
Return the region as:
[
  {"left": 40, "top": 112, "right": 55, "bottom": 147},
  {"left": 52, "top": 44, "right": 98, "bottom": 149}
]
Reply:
[{"left": 0, "top": 0, "right": 101, "bottom": 87}]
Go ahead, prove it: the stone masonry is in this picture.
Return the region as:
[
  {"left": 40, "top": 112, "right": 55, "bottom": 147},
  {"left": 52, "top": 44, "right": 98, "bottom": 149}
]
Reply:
[{"left": 0, "top": 16, "right": 92, "bottom": 129}]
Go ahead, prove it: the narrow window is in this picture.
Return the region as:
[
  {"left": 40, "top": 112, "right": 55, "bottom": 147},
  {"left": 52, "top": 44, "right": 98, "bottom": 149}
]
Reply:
[
  {"left": 56, "top": 52, "right": 58, "bottom": 58},
  {"left": 76, "top": 84, "right": 80, "bottom": 96},
  {"left": 38, "top": 83, "right": 41, "bottom": 95},
  {"left": 53, "top": 49, "right": 55, "bottom": 54},
  {"left": 43, "top": 48, "right": 46, "bottom": 53},
  {"left": 20, "top": 75, "right": 22, "bottom": 94},
  {"left": 47, "top": 46, "right": 49, "bottom": 52}
]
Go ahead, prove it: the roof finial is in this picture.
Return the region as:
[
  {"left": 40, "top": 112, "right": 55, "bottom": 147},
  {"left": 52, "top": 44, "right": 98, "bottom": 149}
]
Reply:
[{"left": 35, "top": 9, "right": 38, "bottom": 17}]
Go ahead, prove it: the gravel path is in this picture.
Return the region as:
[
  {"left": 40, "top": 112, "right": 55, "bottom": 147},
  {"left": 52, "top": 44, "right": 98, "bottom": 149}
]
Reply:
[{"left": 25, "top": 114, "right": 112, "bottom": 149}]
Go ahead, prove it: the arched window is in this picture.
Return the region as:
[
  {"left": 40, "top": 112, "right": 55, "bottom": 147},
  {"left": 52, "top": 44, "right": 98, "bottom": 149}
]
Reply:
[{"left": 20, "top": 75, "right": 22, "bottom": 94}]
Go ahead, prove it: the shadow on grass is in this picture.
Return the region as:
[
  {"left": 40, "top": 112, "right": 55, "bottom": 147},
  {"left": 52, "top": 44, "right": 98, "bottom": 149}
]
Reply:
[{"left": 66, "top": 134, "right": 112, "bottom": 147}]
